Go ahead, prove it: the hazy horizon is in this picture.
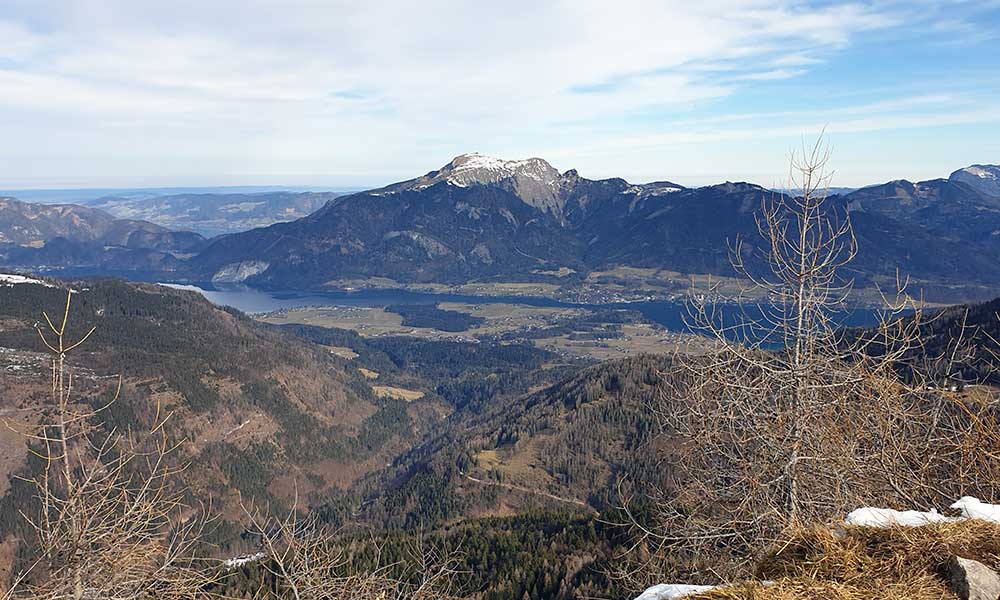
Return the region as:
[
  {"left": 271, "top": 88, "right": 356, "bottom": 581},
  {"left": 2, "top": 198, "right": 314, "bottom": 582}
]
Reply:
[{"left": 0, "top": 151, "right": 990, "bottom": 194}]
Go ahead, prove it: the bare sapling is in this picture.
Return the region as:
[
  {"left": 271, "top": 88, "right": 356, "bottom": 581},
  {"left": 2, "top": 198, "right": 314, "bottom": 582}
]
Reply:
[{"left": 8, "top": 289, "right": 218, "bottom": 599}]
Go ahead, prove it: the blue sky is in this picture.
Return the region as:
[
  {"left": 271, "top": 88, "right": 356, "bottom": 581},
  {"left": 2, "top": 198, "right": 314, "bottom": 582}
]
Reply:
[{"left": 0, "top": 0, "right": 997, "bottom": 189}]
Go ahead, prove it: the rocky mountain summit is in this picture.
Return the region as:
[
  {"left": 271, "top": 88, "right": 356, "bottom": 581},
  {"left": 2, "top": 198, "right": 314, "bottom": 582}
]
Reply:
[{"left": 403, "top": 153, "right": 565, "bottom": 214}]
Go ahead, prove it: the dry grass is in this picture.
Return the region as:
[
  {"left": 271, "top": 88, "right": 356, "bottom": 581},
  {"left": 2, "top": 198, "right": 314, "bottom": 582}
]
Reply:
[
  {"left": 326, "top": 345, "right": 360, "bottom": 359},
  {"left": 371, "top": 385, "right": 424, "bottom": 401},
  {"left": 358, "top": 367, "right": 379, "bottom": 379},
  {"left": 691, "top": 575, "right": 950, "bottom": 600},
  {"left": 686, "top": 521, "right": 1000, "bottom": 600}
]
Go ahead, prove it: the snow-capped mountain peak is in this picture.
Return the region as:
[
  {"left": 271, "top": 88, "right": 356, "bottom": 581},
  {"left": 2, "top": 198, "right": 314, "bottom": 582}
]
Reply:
[
  {"left": 440, "top": 153, "right": 559, "bottom": 187},
  {"left": 404, "top": 153, "right": 567, "bottom": 214}
]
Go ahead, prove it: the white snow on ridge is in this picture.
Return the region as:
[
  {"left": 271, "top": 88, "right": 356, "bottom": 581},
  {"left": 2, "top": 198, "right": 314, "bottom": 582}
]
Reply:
[
  {"left": 404, "top": 152, "right": 568, "bottom": 215},
  {"left": 966, "top": 166, "right": 999, "bottom": 180},
  {"left": 0, "top": 273, "right": 51, "bottom": 287},
  {"left": 442, "top": 153, "right": 560, "bottom": 188},
  {"left": 626, "top": 184, "right": 683, "bottom": 196}
]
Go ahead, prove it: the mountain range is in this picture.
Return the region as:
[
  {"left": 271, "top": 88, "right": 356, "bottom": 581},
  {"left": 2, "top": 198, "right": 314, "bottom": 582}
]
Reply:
[
  {"left": 2, "top": 156, "right": 1000, "bottom": 301},
  {"left": 190, "top": 155, "right": 1000, "bottom": 299}
]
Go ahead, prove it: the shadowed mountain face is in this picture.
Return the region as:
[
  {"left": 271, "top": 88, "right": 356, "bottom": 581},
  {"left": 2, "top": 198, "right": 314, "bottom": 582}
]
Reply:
[
  {"left": 189, "top": 156, "right": 1000, "bottom": 294},
  {"left": 0, "top": 278, "right": 428, "bottom": 549}
]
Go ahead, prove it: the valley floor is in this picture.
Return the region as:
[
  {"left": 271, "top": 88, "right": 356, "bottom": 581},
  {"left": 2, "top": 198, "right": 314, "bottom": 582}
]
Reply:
[{"left": 258, "top": 301, "right": 710, "bottom": 361}]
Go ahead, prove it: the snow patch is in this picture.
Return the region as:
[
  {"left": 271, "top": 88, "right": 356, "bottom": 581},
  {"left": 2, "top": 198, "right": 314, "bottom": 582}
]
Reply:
[
  {"left": 846, "top": 497, "right": 1000, "bottom": 528},
  {"left": 966, "top": 166, "right": 999, "bottom": 180},
  {"left": 0, "top": 273, "right": 51, "bottom": 287},
  {"left": 845, "top": 507, "right": 953, "bottom": 527},
  {"left": 635, "top": 583, "right": 717, "bottom": 600},
  {"left": 223, "top": 552, "right": 265, "bottom": 570},
  {"left": 951, "top": 496, "right": 1000, "bottom": 523}
]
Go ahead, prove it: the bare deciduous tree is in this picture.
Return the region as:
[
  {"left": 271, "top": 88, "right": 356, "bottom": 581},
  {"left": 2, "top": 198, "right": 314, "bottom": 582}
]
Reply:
[{"left": 618, "top": 137, "right": 1000, "bottom": 586}]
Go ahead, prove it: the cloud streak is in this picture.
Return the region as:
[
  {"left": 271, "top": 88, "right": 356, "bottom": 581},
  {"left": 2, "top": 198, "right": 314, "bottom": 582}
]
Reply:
[{"left": 0, "top": 0, "right": 996, "bottom": 186}]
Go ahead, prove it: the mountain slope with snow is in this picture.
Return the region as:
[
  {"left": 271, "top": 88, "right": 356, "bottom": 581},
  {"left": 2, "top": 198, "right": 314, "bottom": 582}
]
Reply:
[{"left": 950, "top": 164, "right": 1000, "bottom": 197}]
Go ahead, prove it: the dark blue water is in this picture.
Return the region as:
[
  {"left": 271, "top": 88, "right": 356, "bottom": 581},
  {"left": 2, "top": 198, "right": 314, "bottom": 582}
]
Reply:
[{"left": 165, "top": 282, "right": 889, "bottom": 336}]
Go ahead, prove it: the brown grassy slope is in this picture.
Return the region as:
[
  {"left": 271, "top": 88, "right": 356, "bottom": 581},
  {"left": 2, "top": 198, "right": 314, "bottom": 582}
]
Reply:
[{"left": 0, "top": 279, "right": 440, "bottom": 548}]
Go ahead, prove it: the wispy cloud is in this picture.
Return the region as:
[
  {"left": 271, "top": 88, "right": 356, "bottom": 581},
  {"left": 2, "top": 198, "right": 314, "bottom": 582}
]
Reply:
[
  {"left": 0, "top": 0, "right": 996, "bottom": 186},
  {"left": 733, "top": 68, "right": 809, "bottom": 81}
]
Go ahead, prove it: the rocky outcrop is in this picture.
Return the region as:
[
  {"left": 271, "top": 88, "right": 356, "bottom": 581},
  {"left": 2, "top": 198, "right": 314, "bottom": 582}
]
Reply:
[
  {"left": 948, "top": 556, "right": 1000, "bottom": 600},
  {"left": 211, "top": 260, "right": 270, "bottom": 282}
]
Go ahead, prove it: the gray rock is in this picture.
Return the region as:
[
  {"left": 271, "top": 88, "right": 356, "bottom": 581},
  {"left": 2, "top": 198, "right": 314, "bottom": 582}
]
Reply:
[{"left": 948, "top": 556, "right": 1000, "bottom": 600}]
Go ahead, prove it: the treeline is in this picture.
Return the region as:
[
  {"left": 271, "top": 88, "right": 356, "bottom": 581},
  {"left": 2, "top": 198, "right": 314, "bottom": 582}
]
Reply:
[{"left": 211, "top": 511, "right": 632, "bottom": 600}]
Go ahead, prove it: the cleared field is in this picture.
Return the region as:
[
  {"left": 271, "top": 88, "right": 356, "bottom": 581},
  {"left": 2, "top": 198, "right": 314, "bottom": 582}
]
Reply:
[
  {"left": 371, "top": 385, "right": 424, "bottom": 401},
  {"left": 261, "top": 306, "right": 405, "bottom": 336},
  {"left": 325, "top": 345, "right": 358, "bottom": 359},
  {"left": 531, "top": 267, "right": 576, "bottom": 277},
  {"left": 533, "top": 323, "right": 711, "bottom": 360},
  {"left": 475, "top": 442, "right": 550, "bottom": 482}
]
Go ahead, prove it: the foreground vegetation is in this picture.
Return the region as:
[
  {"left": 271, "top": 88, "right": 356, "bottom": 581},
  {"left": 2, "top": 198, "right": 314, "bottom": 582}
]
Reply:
[{"left": 686, "top": 520, "right": 1000, "bottom": 599}]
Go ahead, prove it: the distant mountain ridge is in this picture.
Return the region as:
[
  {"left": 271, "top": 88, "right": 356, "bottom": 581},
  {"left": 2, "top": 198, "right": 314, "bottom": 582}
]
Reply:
[
  {"left": 84, "top": 190, "right": 340, "bottom": 236},
  {"left": 0, "top": 196, "right": 205, "bottom": 271},
  {"left": 3, "top": 157, "right": 999, "bottom": 301},
  {"left": 191, "top": 153, "right": 695, "bottom": 284},
  {"left": 0, "top": 196, "right": 202, "bottom": 249},
  {"left": 189, "top": 155, "right": 1000, "bottom": 299}
]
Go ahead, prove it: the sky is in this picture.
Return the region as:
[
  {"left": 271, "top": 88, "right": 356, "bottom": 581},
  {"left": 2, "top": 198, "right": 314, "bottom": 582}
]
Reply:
[{"left": 0, "top": 0, "right": 998, "bottom": 190}]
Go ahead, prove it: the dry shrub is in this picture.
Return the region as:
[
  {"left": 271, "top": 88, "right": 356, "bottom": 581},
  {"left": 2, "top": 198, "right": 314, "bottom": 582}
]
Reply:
[
  {"left": 681, "top": 521, "right": 1000, "bottom": 600},
  {"left": 758, "top": 521, "right": 1000, "bottom": 584},
  {"left": 689, "top": 575, "right": 950, "bottom": 600}
]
